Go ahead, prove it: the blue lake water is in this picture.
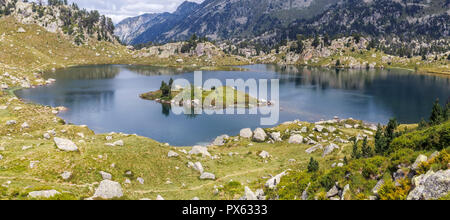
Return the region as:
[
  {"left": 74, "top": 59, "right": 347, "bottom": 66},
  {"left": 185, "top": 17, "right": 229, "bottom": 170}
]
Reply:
[{"left": 15, "top": 64, "right": 450, "bottom": 146}]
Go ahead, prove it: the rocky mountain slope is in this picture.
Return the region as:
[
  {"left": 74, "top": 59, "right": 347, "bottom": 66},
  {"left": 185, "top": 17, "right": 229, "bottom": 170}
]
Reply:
[
  {"left": 114, "top": 13, "right": 159, "bottom": 45},
  {"left": 250, "top": 35, "right": 450, "bottom": 74},
  {"left": 282, "top": 0, "right": 450, "bottom": 41},
  {"left": 116, "top": 0, "right": 340, "bottom": 45},
  {"left": 115, "top": 1, "right": 200, "bottom": 45},
  {"left": 116, "top": 0, "right": 449, "bottom": 45},
  {"left": 0, "top": 0, "right": 116, "bottom": 45}
]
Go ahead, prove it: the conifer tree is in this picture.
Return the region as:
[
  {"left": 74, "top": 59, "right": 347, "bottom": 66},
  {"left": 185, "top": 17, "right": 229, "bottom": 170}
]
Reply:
[
  {"left": 374, "top": 124, "right": 386, "bottom": 154},
  {"left": 418, "top": 118, "right": 428, "bottom": 129},
  {"left": 351, "top": 139, "right": 360, "bottom": 159},
  {"left": 429, "top": 99, "right": 443, "bottom": 125},
  {"left": 312, "top": 35, "right": 320, "bottom": 48},
  {"left": 385, "top": 118, "right": 398, "bottom": 142},
  {"left": 361, "top": 137, "right": 373, "bottom": 158},
  {"left": 307, "top": 157, "right": 319, "bottom": 173},
  {"left": 445, "top": 102, "right": 450, "bottom": 121}
]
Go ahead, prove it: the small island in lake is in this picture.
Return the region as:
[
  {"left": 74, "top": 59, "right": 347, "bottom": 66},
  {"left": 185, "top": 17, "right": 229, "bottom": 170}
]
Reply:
[{"left": 140, "top": 79, "right": 271, "bottom": 108}]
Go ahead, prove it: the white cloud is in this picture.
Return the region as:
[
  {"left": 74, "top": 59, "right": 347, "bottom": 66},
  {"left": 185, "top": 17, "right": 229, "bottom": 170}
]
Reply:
[{"left": 66, "top": 0, "right": 205, "bottom": 23}]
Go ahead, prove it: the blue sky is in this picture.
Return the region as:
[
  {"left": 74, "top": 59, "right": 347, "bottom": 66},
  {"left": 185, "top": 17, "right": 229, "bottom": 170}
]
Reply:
[{"left": 35, "top": 0, "right": 204, "bottom": 23}]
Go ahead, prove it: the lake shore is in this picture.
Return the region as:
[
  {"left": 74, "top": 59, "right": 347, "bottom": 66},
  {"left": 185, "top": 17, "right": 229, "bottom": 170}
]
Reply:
[{"left": 0, "top": 17, "right": 449, "bottom": 200}]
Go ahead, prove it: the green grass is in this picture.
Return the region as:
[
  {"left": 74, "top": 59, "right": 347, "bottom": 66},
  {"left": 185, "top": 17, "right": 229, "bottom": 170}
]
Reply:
[
  {"left": 0, "top": 89, "right": 371, "bottom": 200},
  {"left": 0, "top": 16, "right": 448, "bottom": 200},
  {"left": 140, "top": 86, "right": 260, "bottom": 108}
]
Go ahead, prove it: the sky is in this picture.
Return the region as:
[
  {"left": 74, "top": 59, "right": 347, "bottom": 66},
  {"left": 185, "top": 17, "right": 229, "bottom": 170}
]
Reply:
[{"left": 33, "top": 0, "right": 205, "bottom": 23}]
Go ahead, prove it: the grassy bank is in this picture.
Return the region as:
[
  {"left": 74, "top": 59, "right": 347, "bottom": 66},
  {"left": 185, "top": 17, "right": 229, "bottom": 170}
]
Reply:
[{"left": 0, "top": 89, "right": 375, "bottom": 200}]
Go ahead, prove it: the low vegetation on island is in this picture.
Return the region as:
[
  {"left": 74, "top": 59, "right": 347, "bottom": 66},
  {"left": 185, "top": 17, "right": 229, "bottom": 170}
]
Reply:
[{"left": 140, "top": 79, "right": 263, "bottom": 108}]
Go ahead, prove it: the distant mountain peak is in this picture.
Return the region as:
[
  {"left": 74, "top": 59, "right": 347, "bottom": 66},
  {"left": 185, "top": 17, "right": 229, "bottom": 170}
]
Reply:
[
  {"left": 174, "top": 1, "right": 200, "bottom": 16},
  {"left": 115, "top": 1, "right": 200, "bottom": 45}
]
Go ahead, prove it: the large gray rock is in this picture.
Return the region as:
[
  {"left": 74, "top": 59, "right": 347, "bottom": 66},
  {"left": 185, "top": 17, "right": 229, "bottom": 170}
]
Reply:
[
  {"left": 93, "top": 180, "right": 123, "bottom": 199},
  {"left": 43, "top": 133, "right": 51, "bottom": 140},
  {"left": 188, "top": 161, "right": 204, "bottom": 174},
  {"left": 212, "top": 135, "right": 229, "bottom": 146},
  {"left": 189, "top": 146, "right": 211, "bottom": 157},
  {"left": 366, "top": 124, "right": 377, "bottom": 131},
  {"left": 301, "top": 127, "right": 308, "bottom": 133},
  {"left": 99, "top": 171, "right": 112, "bottom": 180},
  {"left": 288, "top": 134, "right": 303, "bottom": 144},
  {"left": 6, "top": 120, "right": 16, "bottom": 125},
  {"left": 53, "top": 137, "right": 78, "bottom": 152},
  {"left": 322, "top": 143, "right": 339, "bottom": 157},
  {"left": 301, "top": 183, "right": 311, "bottom": 200},
  {"left": 28, "top": 190, "right": 60, "bottom": 199},
  {"left": 244, "top": 186, "right": 257, "bottom": 200},
  {"left": 168, "top": 151, "right": 179, "bottom": 158},
  {"left": 344, "top": 124, "right": 353, "bottom": 129},
  {"left": 326, "top": 184, "right": 340, "bottom": 198},
  {"left": 328, "top": 126, "right": 337, "bottom": 133},
  {"left": 314, "top": 125, "right": 325, "bottom": 132},
  {"left": 259, "top": 151, "right": 270, "bottom": 159},
  {"left": 270, "top": 132, "right": 282, "bottom": 142},
  {"left": 407, "top": 170, "right": 450, "bottom": 200},
  {"left": 393, "top": 168, "right": 411, "bottom": 182},
  {"left": 306, "top": 144, "right": 322, "bottom": 154},
  {"left": 411, "top": 154, "right": 428, "bottom": 170},
  {"left": 341, "top": 184, "right": 350, "bottom": 200},
  {"left": 255, "top": 189, "right": 265, "bottom": 200},
  {"left": 61, "top": 171, "right": 72, "bottom": 180},
  {"left": 265, "top": 171, "right": 287, "bottom": 189},
  {"left": 199, "top": 172, "right": 216, "bottom": 180},
  {"left": 113, "top": 140, "right": 124, "bottom": 146},
  {"left": 372, "top": 179, "right": 385, "bottom": 197},
  {"left": 17, "top": 27, "right": 26, "bottom": 33},
  {"left": 240, "top": 128, "right": 253, "bottom": 138},
  {"left": 253, "top": 128, "right": 267, "bottom": 142},
  {"left": 334, "top": 137, "right": 349, "bottom": 143},
  {"left": 21, "top": 122, "right": 30, "bottom": 129}
]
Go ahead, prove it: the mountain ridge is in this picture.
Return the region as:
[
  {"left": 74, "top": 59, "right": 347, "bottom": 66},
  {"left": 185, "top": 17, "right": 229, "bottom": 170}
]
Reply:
[
  {"left": 0, "top": 0, "right": 117, "bottom": 45},
  {"left": 115, "top": 1, "right": 200, "bottom": 45},
  {"left": 116, "top": 0, "right": 450, "bottom": 46}
]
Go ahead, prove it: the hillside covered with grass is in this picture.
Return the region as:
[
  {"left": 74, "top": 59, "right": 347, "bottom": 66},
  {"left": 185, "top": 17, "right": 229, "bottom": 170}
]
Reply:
[{"left": 0, "top": 1, "right": 448, "bottom": 200}]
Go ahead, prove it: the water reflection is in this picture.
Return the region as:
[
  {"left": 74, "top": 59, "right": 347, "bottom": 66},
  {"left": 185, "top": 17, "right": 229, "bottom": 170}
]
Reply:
[
  {"left": 162, "top": 104, "right": 171, "bottom": 117},
  {"left": 46, "top": 65, "right": 121, "bottom": 80},
  {"left": 15, "top": 64, "right": 450, "bottom": 146},
  {"left": 124, "top": 65, "right": 196, "bottom": 76}
]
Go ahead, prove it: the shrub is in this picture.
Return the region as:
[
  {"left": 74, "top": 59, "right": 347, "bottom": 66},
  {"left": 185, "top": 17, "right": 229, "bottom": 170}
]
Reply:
[
  {"left": 318, "top": 167, "right": 347, "bottom": 190},
  {"left": 351, "top": 139, "right": 361, "bottom": 159},
  {"left": 362, "top": 156, "right": 388, "bottom": 179},
  {"left": 378, "top": 179, "right": 411, "bottom": 200},
  {"left": 430, "top": 99, "right": 444, "bottom": 125},
  {"left": 222, "top": 181, "right": 244, "bottom": 199},
  {"left": 416, "top": 150, "right": 449, "bottom": 175},
  {"left": 275, "top": 171, "right": 311, "bottom": 200},
  {"left": 307, "top": 157, "right": 319, "bottom": 173},
  {"left": 390, "top": 121, "right": 450, "bottom": 152},
  {"left": 388, "top": 148, "right": 417, "bottom": 172}
]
